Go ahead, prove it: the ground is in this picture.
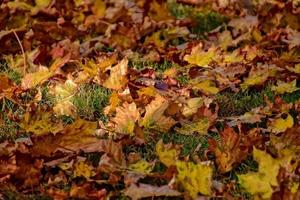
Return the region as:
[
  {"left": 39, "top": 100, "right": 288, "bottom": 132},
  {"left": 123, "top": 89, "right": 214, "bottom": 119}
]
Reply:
[{"left": 0, "top": 0, "right": 300, "bottom": 199}]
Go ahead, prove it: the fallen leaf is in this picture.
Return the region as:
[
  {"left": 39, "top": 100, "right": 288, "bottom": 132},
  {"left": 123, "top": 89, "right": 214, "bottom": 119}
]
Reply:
[
  {"left": 156, "top": 140, "right": 177, "bottom": 167},
  {"left": 182, "top": 97, "right": 203, "bottom": 117},
  {"left": 103, "top": 59, "right": 128, "bottom": 90},
  {"left": 113, "top": 102, "right": 140, "bottom": 135},
  {"left": 238, "top": 148, "right": 281, "bottom": 199},
  {"left": 269, "top": 113, "right": 294, "bottom": 133},
  {"left": 192, "top": 80, "right": 219, "bottom": 95},
  {"left": 124, "top": 183, "right": 181, "bottom": 200},
  {"left": 271, "top": 80, "right": 299, "bottom": 94},
  {"left": 140, "top": 94, "right": 175, "bottom": 132},
  {"left": 175, "top": 118, "right": 210, "bottom": 135},
  {"left": 176, "top": 160, "right": 212, "bottom": 197},
  {"left": 129, "top": 159, "right": 154, "bottom": 173},
  {"left": 184, "top": 46, "right": 217, "bottom": 67}
]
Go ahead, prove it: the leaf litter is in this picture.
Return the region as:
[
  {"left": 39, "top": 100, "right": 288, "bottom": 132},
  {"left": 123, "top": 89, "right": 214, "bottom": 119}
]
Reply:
[{"left": 0, "top": 0, "right": 300, "bottom": 199}]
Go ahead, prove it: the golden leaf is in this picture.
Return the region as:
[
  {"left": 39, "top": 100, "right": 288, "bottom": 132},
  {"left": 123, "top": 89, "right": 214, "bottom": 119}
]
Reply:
[
  {"left": 129, "top": 160, "right": 154, "bottom": 173},
  {"left": 192, "top": 80, "right": 219, "bottom": 95},
  {"left": 271, "top": 80, "right": 299, "bottom": 94},
  {"left": 182, "top": 97, "right": 203, "bottom": 117},
  {"left": 175, "top": 118, "right": 210, "bottom": 135},
  {"left": 113, "top": 102, "right": 140, "bottom": 135},
  {"left": 269, "top": 113, "right": 294, "bottom": 133},
  {"left": 92, "top": 0, "right": 106, "bottom": 18},
  {"left": 140, "top": 95, "right": 175, "bottom": 132},
  {"left": 74, "top": 161, "right": 94, "bottom": 179},
  {"left": 156, "top": 140, "right": 177, "bottom": 167},
  {"left": 103, "top": 59, "right": 128, "bottom": 90},
  {"left": 20, "top": 112, "right": 63, "bottom": 136},
  {"left": 238, "top": 148, "right": 281, "bottom": 199},
  {"left": 22, "top": 67, "right": 53, "bottom": 89},
  {"left": 176, "top": 161, "right": 212, "bottom": 197},
  {"left": 184, "top": 46, "right": 217, "bottom": 67}
]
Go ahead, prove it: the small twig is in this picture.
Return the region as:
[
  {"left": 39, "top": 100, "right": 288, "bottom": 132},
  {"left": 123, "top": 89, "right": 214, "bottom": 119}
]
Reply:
[{"left": 13, "top": 30, "right": 27, "bottom": 75}]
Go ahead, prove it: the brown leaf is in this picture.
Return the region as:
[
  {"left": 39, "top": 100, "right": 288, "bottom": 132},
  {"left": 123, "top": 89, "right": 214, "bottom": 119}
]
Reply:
[{"left": 124, "top": 183, "right": 181, "bottom": 200}]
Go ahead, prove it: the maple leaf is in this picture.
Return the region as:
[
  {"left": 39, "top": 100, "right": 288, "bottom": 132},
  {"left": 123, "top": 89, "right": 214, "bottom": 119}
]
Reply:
[
  {"left": 59, "top": 119, "right": 98, "bottom": 151},
  {"left": 149, "top": 0, "right": 173, "bottom": 21},
  {"left": 52, "top": 80, "right": 78, "bottom": 116},
  {"left": 92, "top": 0, "right": 106, "bottom": 18},
  {"left": 140, "top": 94, "right": 175, "bottom": 132},
  {"left": 192, "top": 80, "right": 219, "bottom": 95},
  {"left": 124, "top": 183, "right": 181, "bottom": 200},
  {"left": 271, "top": 80, "right": 299, "bottom": 94},
  {"left": 103, "top": 59, "right": 128, "bottom": 90},
  {"left": 22, "top": 55, "right": 70, "bottom": 89},
  {"left": 240, "top": 66, "right": 278, "bottom": 90},
  {"left": 268, "top": 113, "right": 294, "bottom": 134},
  {"left": 113, "top": 102, "right": 140, "bottom": 135},
  {"left": 184, "top": 46, "right": 217, "bottom": 67},
  {"left": 156, "top": 139, "right": 178, "bottom": 167},
  {"left": 286, "top": 63, "right": 300, "bottom": 74},
  {"left": 175, "top": 118, "right": 210, "bottom": 135},
  {"left": 73, "top": 161, "right": 95, "bottom": 179},
  {"left": 238, "top": 148, "right": 281, "bottom": 199},
  {"left": 182, "top": 97, "right": 203, "bottom": 117},
  {"left": 129, "top": 159, "right": 154, "bottom": 173},
  {"left": 20, "top": 112, "right": 63, "bottom": 136},
  {"left": 176, "top": 160, "right": 213, "bottom": 197},
  {"left": 209, "top": 127, "right": 249, "bottom": 173}
]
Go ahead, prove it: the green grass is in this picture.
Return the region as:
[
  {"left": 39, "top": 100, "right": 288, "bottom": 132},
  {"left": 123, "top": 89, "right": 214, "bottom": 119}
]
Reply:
[
  {"left": 176, "top": 75, "right": 189, "bottom": 86},
  {"left": 73, "top": 84, "right": 110, "bottom": 121},
  {"left": 162, "top": 132, "right": 208, "bottom": 157},
  {"left": 168, "top": 0, "right": 193, "bottom": 19},
  {"left": 216, "top": 89, "right": 265, "bottom": 117},
  {"left": 168, "top": 1, "right": 228, "bottom": 36},
  {"left": 38, "top": 86, "right": 56, "bottom": 108},
  {"left": 0, "top": 60, "right": 22, "bottom": 85},
  {"left": 282, "top": 90, "right": 300, "bottom": 103},
  {"left": 0, "top": 189, "right": 51, "bottom": 200},
  {"left": 129, "top": 60, "right": 173, "bottom": 73},
  {"left": 0, "top": 113, "right": 20, "bottom": 142}
]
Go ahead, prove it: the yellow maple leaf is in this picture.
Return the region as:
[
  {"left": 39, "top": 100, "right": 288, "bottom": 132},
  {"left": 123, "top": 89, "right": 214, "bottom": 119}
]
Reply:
[
  {"left": 137, "top": 86, "right": 157, "bottom": 97},
  {"left": 287, "top": 63, "right": 300, "bottom": 74},
  {"left": 92, "top": 0, "right": 106, "bottom": 18},
  {"left": 129, "top": 160, "right": 154, "bottom": 173},
  {"left": 182, "top": 97, "right": 203, "bottom": 117},
  {"left": 192, "top": 80, "right": 219, "bottom": 95},
  {"left": 271, "top": 80, "right": 299, "bottom": 94},
  {"left": 156, "top": 140, "right": 177, "bottom": 167},
  {"left": 52, "top": 80, "right": 78, "bottom": 116},
  {"left": 113, "top": 102, "right": 140, "bottom": 135},
  {"left": 74, "top": 161, "right": 94, "bottom": 179},
  {"left": 104, "top": 92, "right": 121, "bottom": 114},
  {"left": 269, "top": 113, "right": 294, "bottom": 133},
  {"left": 184, "top": 46, "right": 217, "bottom": 67},
  {"left": 240, "top": 67, "right": 277, "bottom": 90},
  {"left": 175, "top": 118, "right": 210, "bottom": 135},
  {"left": 238, "top": 148, "right": 281, "bottom": 199},
  {"left": 22, "top": 67, "right": 53, "bottom": 89},
  {"left": 140, "top": 95, "right": 175, "bottom": 132},
  {"left": 103, "top": 59, "right": 128, "bottom": 90},
  {"left": 149, "top": 0, "right": 173, "bottom": 21},
  {"left": 20, "top": 112, "right": 63, "bottom": 136},
  {"left": 176, "top": 161, "right": 212, "bottom": 197},
  {"left": 35, "top": 0, "right": 51, "bottom": 8}
]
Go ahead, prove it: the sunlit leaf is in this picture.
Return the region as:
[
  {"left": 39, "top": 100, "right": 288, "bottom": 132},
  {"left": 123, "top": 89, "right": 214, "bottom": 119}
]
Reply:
[{"left": 176, "top": 161, "right": 212, "bottom": 197}]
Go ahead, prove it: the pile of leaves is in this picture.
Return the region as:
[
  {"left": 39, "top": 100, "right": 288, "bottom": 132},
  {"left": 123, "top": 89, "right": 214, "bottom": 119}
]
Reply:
[{"left": 0, "top": 0, "right": 300, "bottom": 199}]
